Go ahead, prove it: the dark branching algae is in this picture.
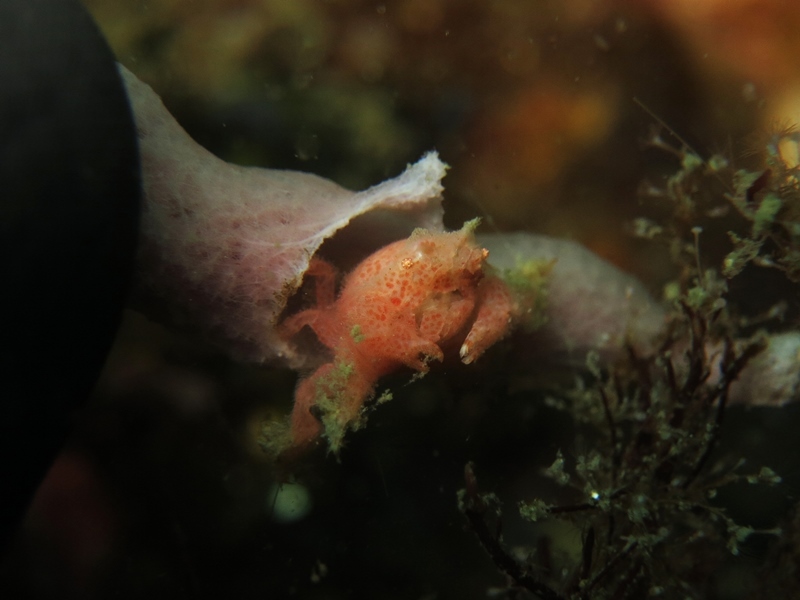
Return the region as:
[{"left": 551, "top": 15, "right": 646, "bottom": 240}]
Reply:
[{"left": 458, "top": 128, "right": 800, "bottom": 599}]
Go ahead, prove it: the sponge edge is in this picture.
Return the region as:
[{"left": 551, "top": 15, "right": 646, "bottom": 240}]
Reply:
[
  {"left": 119, "top": 64, "right": 447, "bottom": 368},
  {"left": 354, "top": 151, "right": 447, "bottom": 231}
]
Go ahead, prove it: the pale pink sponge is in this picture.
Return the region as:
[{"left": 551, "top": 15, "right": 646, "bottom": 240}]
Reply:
[
  {"left": 276, "top": 220, "right": 520, "bottom": 453},
  {"left": 118, "top": 65, "right": 447, "bottom": 368}
]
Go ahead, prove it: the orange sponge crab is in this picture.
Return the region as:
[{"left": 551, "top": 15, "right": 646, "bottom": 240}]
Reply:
[{"left": 275, "top": 219, "right": 519, "bottom": 454}]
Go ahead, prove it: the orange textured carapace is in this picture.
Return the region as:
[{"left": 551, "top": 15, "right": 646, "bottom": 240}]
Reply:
[{"left": 278, "top": 220, "right": 516, "bottom": 453}]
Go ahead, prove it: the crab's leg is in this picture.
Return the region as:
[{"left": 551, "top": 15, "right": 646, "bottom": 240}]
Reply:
[
  {"left": 280, "top": 307, "right": 322, "bottom": 338},
  {"left": 290, "top": 359, "right": 377, "bottom": 452},
  {"left": 306, "top": 257, "right": 338, "bottom": 308},
  {"left": 279, "top": 258, "right": 339, "bottom": 339}
]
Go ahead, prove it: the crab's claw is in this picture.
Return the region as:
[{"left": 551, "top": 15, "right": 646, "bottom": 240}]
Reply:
[{"left": 460, "top": 275, "right": 516, "bottom": 364}]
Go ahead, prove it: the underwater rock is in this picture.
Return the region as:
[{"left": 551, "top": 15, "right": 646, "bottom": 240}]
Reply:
[
  {"left": 119, "top": 65, "right": 446, "bottom": 368},
  {"left": 1, "top": 0, "right": 139, "bottom": 551}
]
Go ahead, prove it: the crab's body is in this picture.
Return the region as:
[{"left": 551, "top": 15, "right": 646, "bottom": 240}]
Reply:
[{"left": 280, "top": 220, "right": 516, "bottom": 451}]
